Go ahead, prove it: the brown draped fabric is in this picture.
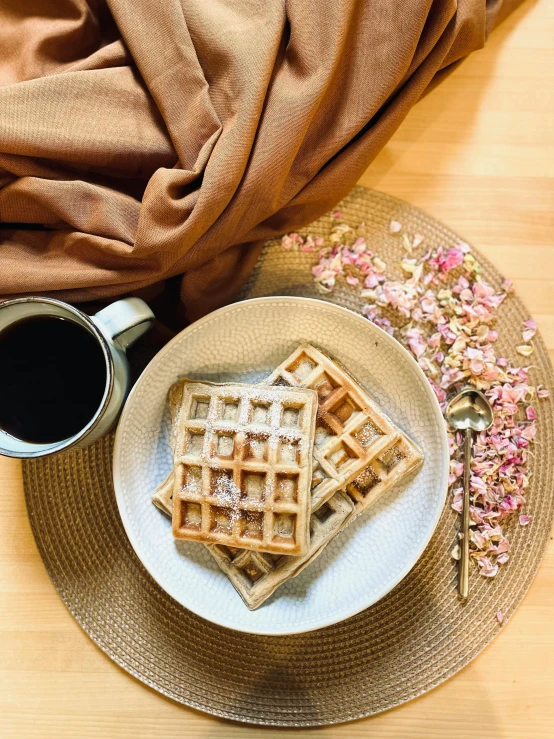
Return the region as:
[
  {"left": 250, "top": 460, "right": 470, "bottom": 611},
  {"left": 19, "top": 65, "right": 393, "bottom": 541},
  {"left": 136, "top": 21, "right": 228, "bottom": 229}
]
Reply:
[{"left": 0, "top": 0, "right": 523, "bottom": 322}]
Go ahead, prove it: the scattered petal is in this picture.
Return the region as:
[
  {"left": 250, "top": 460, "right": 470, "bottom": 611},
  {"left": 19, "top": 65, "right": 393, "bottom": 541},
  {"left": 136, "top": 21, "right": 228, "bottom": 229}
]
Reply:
[
  {"left": 389, "top": 220, "right": 402, "bottom": 234},
  {"left": 331, "top": 210, "right": 342, "bottom": 219},
  {"left": 479, "top": 558, "right": 499, "bottom": 578},
  {"left": 516, "top": 345, "right": 534, "bottom": 357},
  {"left": 402, "top": 234, "right": 413, "bottom": 252},
  {"left": 522, "top": 323, "right": 537, "bottom": 342},
  {"left": 495, "top": 610, "right": 504, "bottom": 625},
  {"left": 519, "top": 514, "right": 531, "bottom": 526}
]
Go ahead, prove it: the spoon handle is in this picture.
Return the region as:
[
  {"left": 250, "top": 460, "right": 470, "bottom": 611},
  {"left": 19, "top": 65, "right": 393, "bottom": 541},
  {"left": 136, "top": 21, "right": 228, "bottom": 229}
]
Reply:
[{"left": 459, "top": 427, "right": 472, "bottom": 599}]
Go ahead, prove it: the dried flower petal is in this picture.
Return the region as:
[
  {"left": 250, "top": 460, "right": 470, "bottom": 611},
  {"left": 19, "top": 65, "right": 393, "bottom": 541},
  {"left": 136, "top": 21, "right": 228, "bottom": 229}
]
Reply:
[
  {"left": 519, "top": 514, "right": 531, "bottom": 526},
  {"left": 479, "top": 558, "right": 499, "bottom": 578},
  {"left": 331, "top": 210, "right": 342, "bottom": 219},
  {"left": 389, "top": 220, "right": 402, "bottom": 234},
  {"left": 495, "top": 610, "right": 504, "bottom": 624},
  {"left": 522, "top": 318, "right": 537, "bottom": 343},
  {"left": 516, "top": 345, "right": 534, "bottom": 357},
  {"left": 451, "top": 544, "right": 461, "bottom": 560}
]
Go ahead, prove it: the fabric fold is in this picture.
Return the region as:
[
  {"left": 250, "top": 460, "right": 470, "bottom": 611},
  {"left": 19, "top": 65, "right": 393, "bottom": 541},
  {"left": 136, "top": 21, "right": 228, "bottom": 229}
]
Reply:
[{"left": 0, "top": 0, "right": 524, "bottom": 321}]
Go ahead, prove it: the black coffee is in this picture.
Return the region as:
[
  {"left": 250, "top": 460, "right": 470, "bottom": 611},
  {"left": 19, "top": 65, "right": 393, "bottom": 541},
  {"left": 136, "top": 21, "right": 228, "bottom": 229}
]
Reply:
[{"left": 0, "top": 315, "right": 107, "bottom": 444}]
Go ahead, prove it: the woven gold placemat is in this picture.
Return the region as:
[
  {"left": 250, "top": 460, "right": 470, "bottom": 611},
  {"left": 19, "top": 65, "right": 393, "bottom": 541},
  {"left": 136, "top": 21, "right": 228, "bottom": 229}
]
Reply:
[{"left": 22, "top": 188, "right": 554, "bottom": 726}]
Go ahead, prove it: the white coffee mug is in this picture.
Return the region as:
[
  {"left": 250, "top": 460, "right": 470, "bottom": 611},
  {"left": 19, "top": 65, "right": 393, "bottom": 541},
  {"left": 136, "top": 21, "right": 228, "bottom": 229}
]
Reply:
[{"left": 0, "top": 296, "right": 154, "bottom": 458}]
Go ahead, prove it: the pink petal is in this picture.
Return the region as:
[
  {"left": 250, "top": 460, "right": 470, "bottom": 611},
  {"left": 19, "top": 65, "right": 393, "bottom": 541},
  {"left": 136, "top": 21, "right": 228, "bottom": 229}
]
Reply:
[
  {"left": 522, "top": 319, "right": 537, "bottom": 343},
  {"left": 331, "top": 210, "right": 342, "bottom": 219},
  {"left": 470, "top": 359, "right": 485, "bottom": 375},
  {"left": 519, "top": 514, "right": 531, "bottom": 526},
  {"left": 479, "top": 557, "right": 499, "bottom": 578},
  {"left": 363, "top": 273, "right": 380, "bottom": 289},
  {"left": 495, "top": 610, "right": 504, "bottom": 624},
  {"left": 521, "top": 425, "right": 537, "bottom": 441}
]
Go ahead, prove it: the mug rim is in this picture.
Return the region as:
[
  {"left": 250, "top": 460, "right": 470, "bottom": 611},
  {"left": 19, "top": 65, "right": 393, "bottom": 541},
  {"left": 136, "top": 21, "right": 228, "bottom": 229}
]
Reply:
[{"left": 0, "top": 296, "right": 115, "bottom": 458}]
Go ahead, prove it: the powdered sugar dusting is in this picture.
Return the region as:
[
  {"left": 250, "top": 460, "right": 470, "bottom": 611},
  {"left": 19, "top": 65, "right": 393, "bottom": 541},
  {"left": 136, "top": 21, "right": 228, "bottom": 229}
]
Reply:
[{"left": 213, "top": 470, "right": 241, "bottom": 506}]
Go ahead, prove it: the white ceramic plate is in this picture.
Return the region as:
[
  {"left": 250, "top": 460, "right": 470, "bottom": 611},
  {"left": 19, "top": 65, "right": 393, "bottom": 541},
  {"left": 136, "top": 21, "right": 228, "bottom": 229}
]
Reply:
[{"left": 113, "top": 297, "right": 449, "bottom": 635}]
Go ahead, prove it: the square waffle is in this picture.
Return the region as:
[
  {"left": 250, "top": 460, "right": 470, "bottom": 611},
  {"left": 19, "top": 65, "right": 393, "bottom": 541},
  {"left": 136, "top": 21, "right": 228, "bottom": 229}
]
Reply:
[
  {"left": 265, "top": 343, "right": 411, "bottom": 511},
  {"left": 171, "top": 381, "right": 318, "bottom": 555},
  {"left": 152, "top": 368, "right": 423, "bottom": 609}
]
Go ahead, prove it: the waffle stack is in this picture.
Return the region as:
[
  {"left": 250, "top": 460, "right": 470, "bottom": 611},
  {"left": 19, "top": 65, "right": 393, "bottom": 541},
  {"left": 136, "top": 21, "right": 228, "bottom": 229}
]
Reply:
[{"left": 152, "top": 344, "right": 423, "bottom": 609}]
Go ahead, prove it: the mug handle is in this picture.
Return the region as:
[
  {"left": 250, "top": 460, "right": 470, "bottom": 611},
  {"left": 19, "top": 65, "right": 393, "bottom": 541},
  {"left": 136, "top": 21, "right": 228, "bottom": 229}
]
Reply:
[{"left": 93, "top": 298, "right": 155, "bottom": 350}]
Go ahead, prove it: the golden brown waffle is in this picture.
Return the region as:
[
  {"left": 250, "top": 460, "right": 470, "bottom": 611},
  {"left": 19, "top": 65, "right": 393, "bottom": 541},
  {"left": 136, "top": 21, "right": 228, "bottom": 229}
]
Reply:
[
  {"left": 207, "top": 492, "right": 354, "bottom": 610},
  {"left": 342, "top": 435, "right": 423, "bottom": 526},
  {"left": 265, "top": 343, "right": 411, "bottom": 511},
  {"left": 171, "top": 381, "right": 318, "bottom": 555},
  {"left": 152, "top": 349, "right": 423, "bottom": 608}
]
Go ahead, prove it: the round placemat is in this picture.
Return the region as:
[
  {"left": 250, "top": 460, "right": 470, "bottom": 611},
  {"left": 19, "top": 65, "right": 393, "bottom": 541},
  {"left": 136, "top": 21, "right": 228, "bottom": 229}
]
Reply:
[{"left": 22, "top": 187, "right": 554, "bottom": 726}]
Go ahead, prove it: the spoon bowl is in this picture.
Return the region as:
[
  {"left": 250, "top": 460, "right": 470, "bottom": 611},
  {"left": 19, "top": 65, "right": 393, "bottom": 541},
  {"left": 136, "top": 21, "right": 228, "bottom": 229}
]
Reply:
[{"left": 446, "top": 387, "right": 494, "bottom": 433}]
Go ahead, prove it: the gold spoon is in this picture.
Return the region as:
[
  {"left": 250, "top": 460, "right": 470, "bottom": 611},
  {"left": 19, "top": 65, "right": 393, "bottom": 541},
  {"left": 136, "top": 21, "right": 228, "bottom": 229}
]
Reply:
[{"left": 446, "top": 387, "right": 494, "bottom": 599}]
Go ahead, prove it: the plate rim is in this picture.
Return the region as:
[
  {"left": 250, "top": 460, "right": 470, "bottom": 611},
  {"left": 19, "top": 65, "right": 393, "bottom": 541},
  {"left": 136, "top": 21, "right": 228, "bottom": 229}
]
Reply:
[{"left": 113, "top": 296, "right": 449, "bottom": 635}]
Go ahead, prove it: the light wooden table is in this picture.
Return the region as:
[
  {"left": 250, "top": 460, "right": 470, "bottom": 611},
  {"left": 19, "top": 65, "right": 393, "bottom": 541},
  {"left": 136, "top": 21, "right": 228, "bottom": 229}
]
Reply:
[{"left": 2, "top": 2, "right": 553, "bottom": 737}]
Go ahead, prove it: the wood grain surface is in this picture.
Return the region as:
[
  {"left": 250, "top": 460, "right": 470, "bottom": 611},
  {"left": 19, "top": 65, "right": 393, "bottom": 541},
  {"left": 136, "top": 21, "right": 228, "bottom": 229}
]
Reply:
[{"left": 1, "top": 1, "right": 554, "bottom": 736}]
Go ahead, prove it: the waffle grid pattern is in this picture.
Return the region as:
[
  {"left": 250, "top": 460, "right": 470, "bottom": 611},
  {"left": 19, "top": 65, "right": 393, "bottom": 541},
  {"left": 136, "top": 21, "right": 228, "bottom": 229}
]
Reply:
[
  {"left": 172, "top": 382, "right": 317, "bottom": 555},
  {"left": 208, "top": 491, "right": 354, "bottom": 610},
  {"left": 265, "top": 343, "right": 404, "bottom": 510},
  {"left": 342, "top": 436, "right": 423, "bottom": 523}
]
